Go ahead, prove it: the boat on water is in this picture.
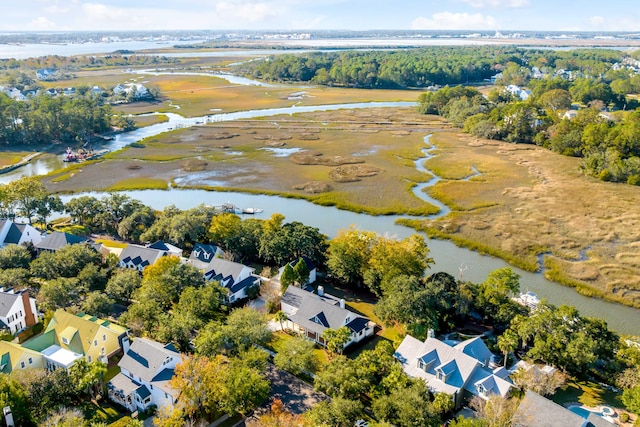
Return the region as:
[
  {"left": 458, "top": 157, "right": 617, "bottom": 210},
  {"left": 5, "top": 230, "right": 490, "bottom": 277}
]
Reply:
[
  {"left": 242, "top": 208, "right": 263, "bottom": 214},
  {"left": 64, "top": 147, "right": 109, "bottom": 162}
]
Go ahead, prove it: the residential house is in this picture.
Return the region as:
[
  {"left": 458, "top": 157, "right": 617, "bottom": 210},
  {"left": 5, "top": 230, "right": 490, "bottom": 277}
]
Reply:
[
  {"left": 188, "top": 242, "right": 224, "bottom": 267},
  {"left": 63, "top": 87, "right": 76, "bottom": 96},
  {"left": 394, "top": 335, "right": 512, "bottom": 408},
  {"left": 0, "top": 341, "right": 45, "bottom": 374},
  {"left": 35, "top": 231, "right": 89, "bottom": 253},
  {"left": 22, "top": 309, "right": 129, "bottom": 370},
  {"left": 280, "top": 286, "right": 375, "bottom": 348},
  {"left": 107, "top": 338, "right": 181, "bottom": 413},
  {"left": 0, "top": 219, "right": 41, "bottom": 248},
  {"left": 201, "top": 257, "right": 260, "bottom": 303},
  {"left": 118, "top": 244, "right": 167, "bottom": 272},
  {"left": 513, "top": 390, "right": 614, "bottom": 427},
  {"left": 279, "top": 256, "right": 317, "bottom": 285},
  {"left": 0, "top": 288, "right": 39, "bottom": 334},
  {"left": 36, "top": 68, "right": 57, "bottom": 80},
  {"left": 505, "top": 84, "right": 531, "bottom": 101},
  {"left": 112, "top": 83, "right": 149, "bottom": 99}
]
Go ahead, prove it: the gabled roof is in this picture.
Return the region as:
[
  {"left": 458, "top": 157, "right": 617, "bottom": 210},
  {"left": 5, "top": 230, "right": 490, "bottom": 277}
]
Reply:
[
  {"left": 288, "top": 256, "right": 316, "bottom": 271},
  {"left": 282, "top": 286, "right": 372, "bottom": 336},
  {"left": 0, "top": 291, "right": 20, "bottom": 318},
  {"left": 513, "top": 390, "right": 589, "bottom": 426},
  {"left": 454, "top": 336, "right": 493, "bottom": 365},
  {"left": 118, "top": 338, "right": 180, "bottom": 395},
  {"left": 119, "top": 244, "right": 166, "bottom": 267},
  {"left": 229, "top": 275, "right": 259, "bottom": 294},
  {"left": 204, "top": 258, "right": 253, "bottom": 287},
  {"left": 394, "top": 335, "right": 510, "bottom": 398},
  {"left": 4, "top": 223, "right": 23, "bottom": 245},
  {"left": 190, "top": 243, "right": 221, "bottom": 263},
  {"left": 24, "top": 309, "right": 127, "bottom": 355},
  {"left": 0, "top": 341, "right": 42, "bottom": 373},
  {"left": 36, "top": 232, "right": 88, "bottom": 251}
]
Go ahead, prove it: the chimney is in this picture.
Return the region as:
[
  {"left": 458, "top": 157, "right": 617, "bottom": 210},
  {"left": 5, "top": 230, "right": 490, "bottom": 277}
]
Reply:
[
  {"left": 21, "top": 291, "right": 36, "bottom": 328},
  {"left": 317, "top": 286, "right": 324, "bottom": 296},
  {"left": 339, "top": 299, "right": 345, "bottom": 309}
]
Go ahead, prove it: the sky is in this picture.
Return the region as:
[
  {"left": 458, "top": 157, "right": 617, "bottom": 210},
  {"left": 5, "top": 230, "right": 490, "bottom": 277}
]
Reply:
[{"left": 2, "top": 0, "right": 640, "bottom": 33}]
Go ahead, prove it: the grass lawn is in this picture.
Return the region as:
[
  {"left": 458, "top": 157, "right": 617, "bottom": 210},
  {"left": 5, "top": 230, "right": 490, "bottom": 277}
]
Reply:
[
  {"left": 95, "top": 239, "right": 128, "bottom": 249},
  {"left": 551, "top": 378, "right": 623, "bottom": 409},
  {"left": 80, "top": 401, "right": 125, "bottom": 425},
  {"left": 267, "top": 330, "right": 329, "bottom": 369}
]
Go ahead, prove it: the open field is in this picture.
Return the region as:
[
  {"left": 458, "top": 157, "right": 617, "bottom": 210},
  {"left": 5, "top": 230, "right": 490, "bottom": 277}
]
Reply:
[{"left": 45, "top": 108, "right": 447, "bottom": 216}]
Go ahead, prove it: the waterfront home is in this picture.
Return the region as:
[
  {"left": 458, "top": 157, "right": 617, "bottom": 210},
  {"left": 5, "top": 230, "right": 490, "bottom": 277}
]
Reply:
[
  {"left": 188, "top": 242, "right": 224, "bottom": 267},
  {"left": 147, "top": 240, "right": 183, "bottom": 258},
  {"left": 35, "top": 231, "right": 89, "bottom": 253},
  {"left": 107, "top": 338, "right": 181, "bottom": 413},
  {"left": 394, "top": 335, "right": 512, "bottom": 408},
  {"left": 280, "top": 286, "right": 375, "bottom": 348},
  {"left": 36, "top": 68, "right": 57, "bottom": 80},
  {"left": 0, "top": 219, "right": 41, "bottom": 248}
]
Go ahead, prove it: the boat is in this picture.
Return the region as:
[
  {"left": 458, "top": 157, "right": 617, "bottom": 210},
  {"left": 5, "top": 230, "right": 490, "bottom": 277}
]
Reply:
[
  {"left": 64, "top": 147, "right": 109, "bottom": 163},
  {"left": 242, "top": 208, "right": 263, "bottom": 214}
]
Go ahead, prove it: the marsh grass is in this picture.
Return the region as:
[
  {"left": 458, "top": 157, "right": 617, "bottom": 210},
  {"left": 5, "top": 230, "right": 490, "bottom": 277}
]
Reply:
[{"left": 106, "top": 178, "right": 169, "bottom": 191}]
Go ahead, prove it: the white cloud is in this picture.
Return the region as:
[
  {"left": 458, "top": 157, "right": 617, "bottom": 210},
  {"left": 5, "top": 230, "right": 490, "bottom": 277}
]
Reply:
[
  {"left": 411, "top": 12, "right": 497, "bottom": 30},
  {"left": 457, "top": 0, "right": 528, "bottom": 8},
  {"left": 27, "top": 16, "right": 58, "bottom": 30}
]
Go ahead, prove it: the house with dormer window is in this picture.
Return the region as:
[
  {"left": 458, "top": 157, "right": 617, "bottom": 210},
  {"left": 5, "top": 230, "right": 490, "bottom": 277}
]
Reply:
[
  {"left": 189, "top": 243, "right": 224, "bottom": 267},
  {"left": 118, "top": 244, "right": 167, "bottom": 272},
  {"left": 107, "top": 338, "right": 181, "bottom": 413},
  {"left": 201, "top": 257, "right": 260, "bottom": 303},
  {"left": 280, "top": 286, "right": 375, "bottom": 348},
  {"left": 394, "top": 335, "right": 512, "bottom": 408}
]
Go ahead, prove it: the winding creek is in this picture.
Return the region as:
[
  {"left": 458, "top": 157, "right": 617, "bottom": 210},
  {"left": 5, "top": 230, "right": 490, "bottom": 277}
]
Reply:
[{"left": 3, "top": 76, "right": 640, "bottom": 334}]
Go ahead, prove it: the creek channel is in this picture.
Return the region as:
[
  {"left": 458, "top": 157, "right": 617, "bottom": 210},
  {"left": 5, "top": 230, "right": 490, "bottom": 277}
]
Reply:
[{"left": 4, "top": 75, "right": 640, "bottom": 334}]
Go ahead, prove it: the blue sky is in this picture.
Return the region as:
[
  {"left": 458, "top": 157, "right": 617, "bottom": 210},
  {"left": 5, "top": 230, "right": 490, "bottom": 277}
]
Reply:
[{"left": 2, "top": 0, "right": 639, "bottom": 32}]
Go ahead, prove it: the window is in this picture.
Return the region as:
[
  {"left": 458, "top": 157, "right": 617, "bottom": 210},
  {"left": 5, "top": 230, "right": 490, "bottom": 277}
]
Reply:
[
  {"left": 103, "top": 334, "right": 107, "bottom": 341},
  {"left": 62, "top": 337, "right": 69, "bottom": 345},
  {"left": 88, "top": 356, "right": 92, "bottom": 362},
  {"left": 94, "top": 339, "right": 98, "bottom": 347},
  {"left": 28, "top": 358, "right": 32, "bottom": 364},
  {"left": 20, "top": 362, "right": 25, "bottom": 369}
]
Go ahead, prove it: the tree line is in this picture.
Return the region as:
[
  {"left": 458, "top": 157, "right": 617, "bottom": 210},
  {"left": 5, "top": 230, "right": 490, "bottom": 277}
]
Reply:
[{"left": 0, "top": 92, "right": 124, "bottom": 146}]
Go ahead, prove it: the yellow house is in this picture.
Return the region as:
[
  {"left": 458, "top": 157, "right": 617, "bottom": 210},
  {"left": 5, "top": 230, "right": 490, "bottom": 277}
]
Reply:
[
  {"left": 0, "top": 341, "right": 45, "bottom": 373},
  {"left": 21, "top": 309, "right": 129, "bottom": 370}
]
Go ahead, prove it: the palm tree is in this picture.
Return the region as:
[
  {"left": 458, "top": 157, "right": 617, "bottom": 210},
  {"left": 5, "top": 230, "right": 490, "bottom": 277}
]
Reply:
[{"left": 274, "top": 310, "right": 288, "bottom": 332}]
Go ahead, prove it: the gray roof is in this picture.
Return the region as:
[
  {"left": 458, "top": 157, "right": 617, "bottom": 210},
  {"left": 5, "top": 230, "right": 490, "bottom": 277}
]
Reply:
[
  {"left": 118, "top": 338, "right": 180, "bottom": 395},
  {"left": 282, "top": 286, "right": 371, "bottom": 336},
  {"left": 204, "top": 258, "right": 253, "bottom": 286},
  {"left": 108, "top": 372, "right": 141, "bottom": 395},
  {"left": 119, "top": 244, "right": 166, "bottom": 268},
  {"left": 0, "top": 291, "right": 20, "bottom": 318},
  {"left": 454, "top": 336, "right": 493, "bottom": 365},
  {"left": 36, "top": 232, "right": 88, "bottom": 251},
  {"left": 394, "top": 335, "right": 511, "bottom": 399},
  {"left": 4, "top": 223, "right": 22, "bottom": 245},
  {"left": 513, "top": 391, "right": 591, "bottom": 426}
]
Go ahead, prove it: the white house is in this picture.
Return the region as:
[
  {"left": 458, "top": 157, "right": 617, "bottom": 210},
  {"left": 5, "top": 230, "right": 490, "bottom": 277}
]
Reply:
[
  {"left": 118, "top": 244, "right": 167, "bottom": 272},
  {"left": 147, "top": 241, "right": 183, "bottom": 258},
  {"left": 0, "top": 288, "right": 39, "bottom": 334},
  {"left": 107, "top": 338, "right": 181, "bottom": 413},
  {"left": 201, "top": 258, "right": 260, "bottom": 303},
  {"left": 394, "top": 335, "right": 512, "bottom": 408},
  {"left": 0, "top": 219, "right": 42, "bottom": 248},
  {"left": 280, "top": 286, "right": 376, "bottom": 348}
]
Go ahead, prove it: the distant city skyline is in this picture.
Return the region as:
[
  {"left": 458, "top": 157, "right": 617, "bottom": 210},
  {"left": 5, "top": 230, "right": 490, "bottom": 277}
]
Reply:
[{"left": 2, "top": 0, "right": 639, "bottom": 33}]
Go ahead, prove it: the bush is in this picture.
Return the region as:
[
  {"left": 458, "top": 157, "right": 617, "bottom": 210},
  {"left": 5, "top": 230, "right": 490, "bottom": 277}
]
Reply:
[
  {"left": 620, "top": 412, "right": 629, "bottom": 423},
  {"left": 599, "top": 169, "right": 612, "bottom": 181},
  {"left": 627, "top": 174, "right": 640, "bottom": 186}
]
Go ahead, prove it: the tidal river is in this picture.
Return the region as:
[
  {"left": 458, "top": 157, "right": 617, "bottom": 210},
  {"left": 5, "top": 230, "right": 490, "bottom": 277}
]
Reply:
[{"left": 3, "top": 84, "right": 639, "bottom": 334}]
